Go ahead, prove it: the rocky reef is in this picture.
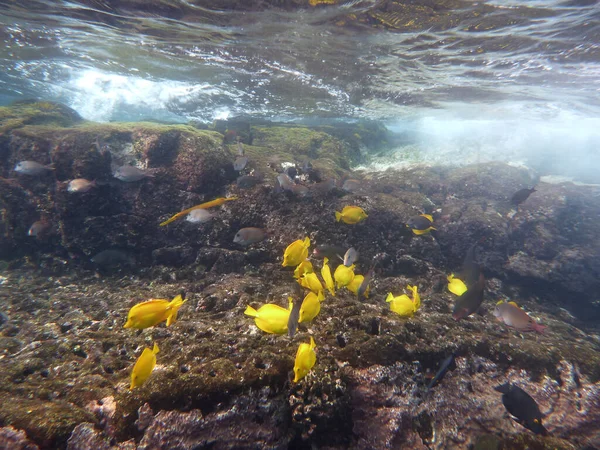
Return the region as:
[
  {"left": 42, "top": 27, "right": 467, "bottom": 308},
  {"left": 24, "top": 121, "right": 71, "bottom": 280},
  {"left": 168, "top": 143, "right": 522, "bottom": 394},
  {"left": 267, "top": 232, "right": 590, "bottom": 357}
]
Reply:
[{"left": 0, "top": 102, "right": 599, "bottom": 449}]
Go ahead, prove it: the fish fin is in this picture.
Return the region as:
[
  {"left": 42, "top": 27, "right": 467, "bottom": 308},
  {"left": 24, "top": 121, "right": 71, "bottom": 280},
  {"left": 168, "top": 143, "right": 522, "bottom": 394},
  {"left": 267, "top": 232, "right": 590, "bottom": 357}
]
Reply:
[
  {"left": 429, "top": 226, "right": 437, "bottom": 231},
  {"left": 421, "top": 214, "right": 433, "bottom": 222},
  {"left": 496, "top": 300, "right": 505, "bottom": 305},
  {"left": 508, "top": 301, "right": 519, "bottom": 307},
  {"left": 152, "top": 343, "right": 159, "bottom": 354},
  {"left": 303, "top": 236, "right": 311, "bottom": 248},
  {"left": 317, "top": 291, "right": 325, "bottom": 302},
  {"left": 244, "top": 305, "right": 258, "bottom": 317},
  {"left": 385, "top": 293, "right": 394, "bottom": 303},
  {"left": 534, "top": 323, "right": 547, "bottom": 334},
  {"left": 309, "top": 336, "right": 316, "bottom": 349},
  {"left": 324, "top": 257, "right": 329, "bottom": 264},
  {"left": 335, "top": 211, "right": 342, "bottom": 222}
]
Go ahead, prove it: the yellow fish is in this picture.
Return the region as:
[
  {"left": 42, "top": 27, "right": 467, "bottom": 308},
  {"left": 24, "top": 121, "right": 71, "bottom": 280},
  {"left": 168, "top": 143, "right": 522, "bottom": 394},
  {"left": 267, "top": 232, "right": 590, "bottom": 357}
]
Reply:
[
  {"left": 335, "top": 206, "right": 367, "bottom": 224},
  {"left": 244, "top": 301, "right": 292, "bottom": 334},
  {"left": 407, "top": 284, "right": 420, "bottom": 309},
  {"left": 321, "top": 257, "right": 335, "bottom": 296},
  {"left": 299, "top": 272, "right": 324, "bottom": 294},
  {"left": 386, "top": 293, "right": 416, "bottom": 317},
  {"left": 293, "top": 336, "right": 317, "bottom": 383},
  {"left": 386, "top": 285, "right": 420, "bottom": 318},
  {"left": 294, "top": 260, "right": 314, "bottom": 279},
  {"left": 347, "top": 274, "right": 369, "bottom": 296},
  {"left": 334, "top": 263, "right": 355, "bottom": 288},
  {"left": 124, "top": 294, "right": 186, "bottom": 329},
  {"left": 447, "top": 274, "right": 468, "bottom": 296},
  {"left": 299, "top": 290, "right": 324, "bottom": 323},
  {"left": 160, "top": 197, "right": 238, "bottom": 226},
  {"left": 130, "top": 343, "right": 159, "bottom": 390},
  {"left": 282, "top": 237, "right": 311, "bottom": 267}
]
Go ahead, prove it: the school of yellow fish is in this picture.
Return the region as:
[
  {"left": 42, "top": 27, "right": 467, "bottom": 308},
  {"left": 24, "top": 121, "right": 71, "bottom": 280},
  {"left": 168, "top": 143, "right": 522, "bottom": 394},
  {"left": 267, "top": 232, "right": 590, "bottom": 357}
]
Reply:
[{"left": 124, "top": 189, "right": 545, "bottom": 390}]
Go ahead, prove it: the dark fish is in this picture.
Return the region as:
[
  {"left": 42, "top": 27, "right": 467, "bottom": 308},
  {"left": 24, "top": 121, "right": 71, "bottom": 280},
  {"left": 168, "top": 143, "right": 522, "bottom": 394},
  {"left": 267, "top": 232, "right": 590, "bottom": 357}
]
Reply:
[
  {"left": 511, "top": 187, "right": 536, "bottom": 206},
  {"left": 452, "top": 273, "right": 485, "bottom": 321},
  {"left": 14, "top": 160, "right": 54, "bottom": 175},
  {"left": 233, "top": 156, "right": 249, "bottom": 171},
  {"left": 91, "top": 249, "right": 135, "bottom": 268},
  {"left": 495, "top": 383, "right": 548, "bottom": 435},
  {"left": 28, "top": 220, "right": 51, "bottom": 238},
  {"left": 313, "top": 245, "right": 346, "bottom": 261},
  {"left": 343, "top": 247, "right": 359, "bottom": 267},
  {"left": 284, "top": 166, "right": 297, "bottom": 179},
  {"left": 290, "top": 184, "right": 309, "bottom": 197},
  {"left": 459, "top": 239, "right": 484, "bottom": 288},
  {"left": 406, "top": 214, "right": 434, "bottom": 231},
  {"left": 427, "top": 353, "right": 456, "bottom": 390},
  {"left": 114, "top": 165, "right": 154, "bottom": 182},
  {"left": 236, "top": 174, "right": 263, "bottom": 189},
  {"left": 233, "top": 227, "right": 266, "bottom": 246},
  {"left": 287, "top": 298, "right": 302, "bottom": 338}
]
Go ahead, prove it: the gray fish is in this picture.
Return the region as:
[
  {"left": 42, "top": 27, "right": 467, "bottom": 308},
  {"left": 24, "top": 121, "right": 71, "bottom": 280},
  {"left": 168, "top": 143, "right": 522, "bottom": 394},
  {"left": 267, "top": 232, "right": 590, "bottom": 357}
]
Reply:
[
  {"left": 343, "top": 247, "right": 359, "bottom": 267},
  {"left": 277, "top": 173, "right": 295, "bottom": 190},
  {"left": 91, "top": 249, "right": 135, "bottom": 268},
  {"left": 236, "top": 174, "right": 263, "bottom": 189},
  {"left": 233, "top": 227, "right": 266, "bottom": 246},
  {"left": 14, "top": 160, "right": 54, "bottom": 175},
  {"left": 309, "top": 178, "right": 336, "bottom": 195},
  {"left": 233, "top": 156, "right": 249, "bottom": 171},
  {"left": 357, "top": 263, "right": 376, "bottom": 299},
  {"left": 186, "top": 209, "right": 214, "bottom": 224},
  {"left": 28, "top": 220, "right": 50, "bottom": 238},
  {"left": 287, "top": 298, "right": 302, "bottom": 338},
  {"left": 237, "top": 140, "right": 245, "bottom": 156},
  {"left": 68, "top": 179, "right": 96, "bottom": 193},
  {"left": 114, "top": 165, "right": 154, "bottom": 182},
  {"left": 495, "top": 383, "right": 548, "bottom": 436}
]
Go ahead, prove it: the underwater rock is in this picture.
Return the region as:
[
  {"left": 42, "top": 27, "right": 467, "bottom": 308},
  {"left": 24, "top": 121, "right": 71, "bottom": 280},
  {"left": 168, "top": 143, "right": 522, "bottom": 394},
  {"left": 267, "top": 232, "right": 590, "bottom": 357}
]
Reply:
[{"left": 0, "top": 426, "right": 40, "bottom": 450}]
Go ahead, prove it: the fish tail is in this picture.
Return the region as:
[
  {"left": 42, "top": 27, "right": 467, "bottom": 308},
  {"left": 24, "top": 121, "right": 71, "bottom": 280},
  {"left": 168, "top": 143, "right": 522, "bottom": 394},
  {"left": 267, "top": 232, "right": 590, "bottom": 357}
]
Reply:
[
  {"left": 152, "top": 343, "right": 159, "bottom": 354},
  {"left": 385, "top": 293, "right": 394, "bottom": 303},
  {"left": 335, "top": 211, "right": 342, "bottom": 222},
  {"left": 244, "top": 305, "right": 258, "bottom": 317}
]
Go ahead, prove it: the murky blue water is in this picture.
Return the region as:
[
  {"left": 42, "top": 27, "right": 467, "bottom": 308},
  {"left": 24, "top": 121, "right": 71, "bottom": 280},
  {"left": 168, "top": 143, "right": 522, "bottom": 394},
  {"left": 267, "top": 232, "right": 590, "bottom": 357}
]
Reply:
[{"left": 1, "top": 0, "right": 599, "bottom": 179}]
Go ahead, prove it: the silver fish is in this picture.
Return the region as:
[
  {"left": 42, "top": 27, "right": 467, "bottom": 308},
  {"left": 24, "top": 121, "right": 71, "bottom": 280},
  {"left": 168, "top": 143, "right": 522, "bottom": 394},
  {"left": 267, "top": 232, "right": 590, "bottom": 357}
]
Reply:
[
  {"left": 343, "top": 247, "right": 359, "bottom": 267},
  {"left": 233, "top": 227, "right": 266, "bottom": 246},
  {"left": 186, "top": 209, "right": 214, "bottom": 224},
  {"left": 14, "top": 161, "right": 54, "bottom": 175},
  {"left": 68, "top": 179, "right": 96, "bottom": 193},
  {"left": 342, "top": 179, "right": 362, "bottom": 193},
  {"left": 114, "top": 165, "right": 154, "bottom": 182},
  {"left": 233, "top": 156, "right": 249, "bottom": 171}
]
